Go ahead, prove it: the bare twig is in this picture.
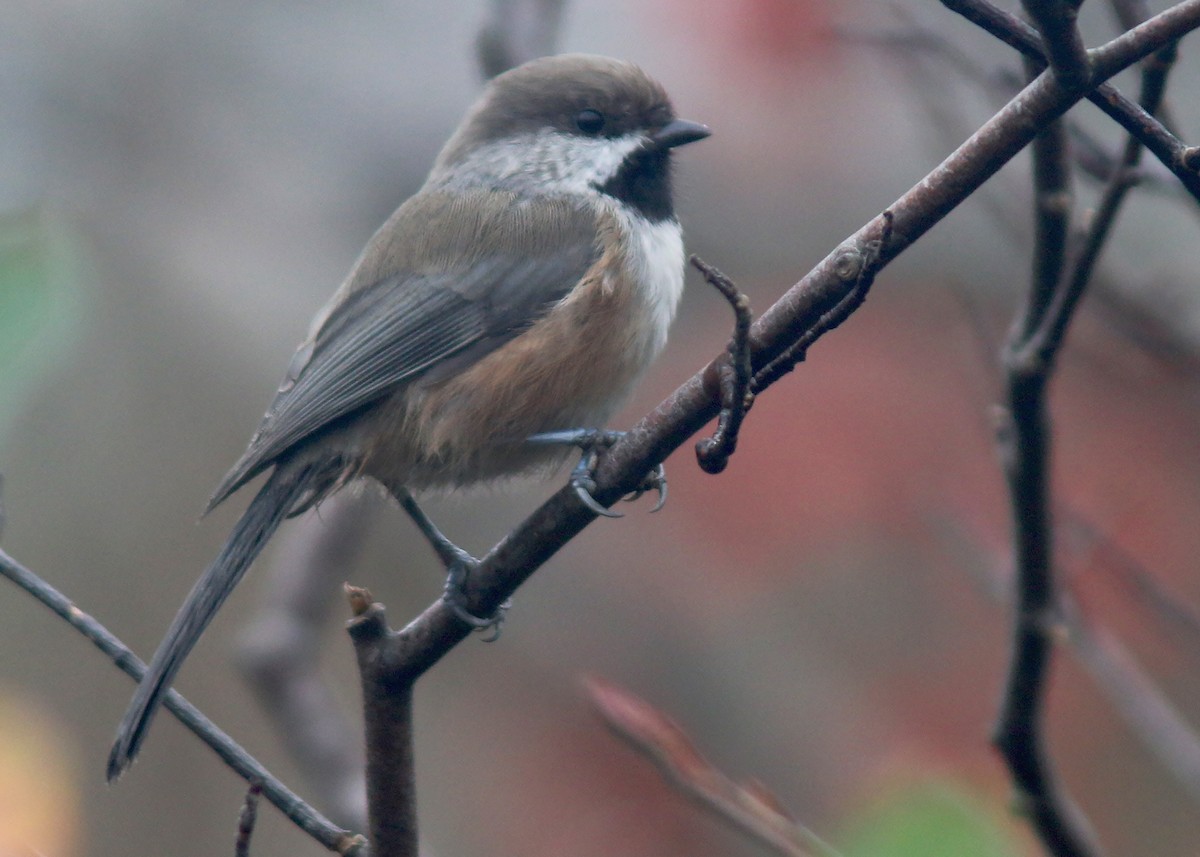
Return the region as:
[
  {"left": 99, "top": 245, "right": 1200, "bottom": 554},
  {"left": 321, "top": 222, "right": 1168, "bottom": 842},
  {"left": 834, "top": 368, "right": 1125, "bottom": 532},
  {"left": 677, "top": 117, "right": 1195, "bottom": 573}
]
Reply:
[
  {"left": 0, "top": 546, "right": 367, "bottom": 856},
  {"left": 1029, "top": 38, "right": 1179, "bottom": 365},
  {"left": 850, "top": 22, "right": 1187, "bottom": 197},
  {"left": 690, "top": 255, "right": 754, "bottom": 475},
  {"left": 985, "top": 8, "right": 1186, "bottom": 854},
  {"left": 346, "top": 585, "right": 418, "bottom": 857},
  {"left": 584, "top": 676, "right": 840, "bottom": 857},
  {"left": 940, "top": 0, "right": 1200, "bottom": 204},
  {"left": 235, "top": 781, "right": 264, "bottom": 857},
  {"left": 1021, "top": 0, "right": 1092, "bottom": 90},
  {"left": 1021, "top": 59, "right": 1073, "bottom": 337},
  {"left": 991, "top": 51, "right": 1101, "bottom": 854}
]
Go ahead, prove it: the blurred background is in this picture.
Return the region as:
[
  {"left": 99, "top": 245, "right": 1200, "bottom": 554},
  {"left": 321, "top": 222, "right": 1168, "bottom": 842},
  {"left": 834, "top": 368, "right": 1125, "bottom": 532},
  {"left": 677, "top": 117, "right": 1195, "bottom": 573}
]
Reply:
[{"left": 3, "top": 1, "right": 1200, "bottom": 855}]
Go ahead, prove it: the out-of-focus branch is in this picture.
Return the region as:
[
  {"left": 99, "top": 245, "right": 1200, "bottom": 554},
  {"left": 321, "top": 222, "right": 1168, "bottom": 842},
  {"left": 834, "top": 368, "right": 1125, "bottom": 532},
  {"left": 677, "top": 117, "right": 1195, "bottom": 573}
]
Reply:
[
  {"left": 0, "top": 546, "right": 367, "bottom": 856},
  {"left": 933, "top": 515, "right": 1200, "bottom": 809},
  {"left": 584, "top": 676, "right": 840, "bottom": 857},
  {"left": 1060, "top": 591, "right": 1200, "bottom": 802},
  {"left": 1064, "top": 516, "right": 1200, "bottom": 646},
  {"left": 476, "top": 0, "right": 567, "bottom": 78}
]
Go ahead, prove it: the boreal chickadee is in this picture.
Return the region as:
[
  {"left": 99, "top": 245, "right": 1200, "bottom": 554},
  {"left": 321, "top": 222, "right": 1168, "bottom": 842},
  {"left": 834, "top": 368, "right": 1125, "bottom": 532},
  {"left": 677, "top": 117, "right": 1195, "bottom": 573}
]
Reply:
[{"left": 108, "top": 53, "right": 709, "bottom": 779}]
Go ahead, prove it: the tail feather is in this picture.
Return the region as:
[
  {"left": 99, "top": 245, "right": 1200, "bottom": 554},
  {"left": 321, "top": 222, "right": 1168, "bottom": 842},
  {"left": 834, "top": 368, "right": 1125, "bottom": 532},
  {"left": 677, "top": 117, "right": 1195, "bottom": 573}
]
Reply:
[{"left": 107, "top": 466, "right": 317, "bottom": 781}]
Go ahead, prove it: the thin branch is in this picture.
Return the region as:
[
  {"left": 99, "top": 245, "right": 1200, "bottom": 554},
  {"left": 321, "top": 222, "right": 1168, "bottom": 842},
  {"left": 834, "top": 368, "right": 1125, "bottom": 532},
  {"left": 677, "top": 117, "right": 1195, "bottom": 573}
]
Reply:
[
  {"left": 1020, "top": 56, "right": 1073, "bottom": 339},
  {"left": 0, "top": 546, "right": 367, "bottom": 856},
  {"left": 850, "top": 22, "right": 1188, "bottom": 198},
  {"left": 346, "top": 586, "right": 418, "bottom": 857},
  {"left": 985, "top": 9, "right": 1187, "bottom": 855},
  {"left": 751, "top": 211, "right": 892, "bottom": 392},
  {"left": 940, "top": 0, "right": 1200, "bottom": 204},
  {"left": 1028, "top": 38, "right": 1180, "bottom": 366},
  {"left": 690, "top": 255, "right": 754, "bottom": 475},
  {"left": 991, "top": 51, "right": 1101, "bottom": 855},
  {"left": 1021, "top": 0, "right": 1092, "bottom": 90},
  {"left": 584, "top": 676, "right": 840, "bottom": 857},
  {"left": 1105, "top": 0, "right": 1183, "bottom": 130}
]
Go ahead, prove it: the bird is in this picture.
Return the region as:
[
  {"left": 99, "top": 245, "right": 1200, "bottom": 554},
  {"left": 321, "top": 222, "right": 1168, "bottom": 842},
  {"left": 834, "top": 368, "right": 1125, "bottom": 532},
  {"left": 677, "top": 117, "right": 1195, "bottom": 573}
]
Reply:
[{"left": 107, "top": 53, "right": 709, "bottom": 780}]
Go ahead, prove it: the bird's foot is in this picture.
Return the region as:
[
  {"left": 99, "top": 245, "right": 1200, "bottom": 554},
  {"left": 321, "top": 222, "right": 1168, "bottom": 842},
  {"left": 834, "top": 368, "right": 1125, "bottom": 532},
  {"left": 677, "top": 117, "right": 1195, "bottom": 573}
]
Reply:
[
  {"left": 527, "top": 429, "right": 667, "bottom": 517},
  {"left": 442, "top": 558, "right": 509, "bottom": 641},
  {"left": 394, "top": 486, "right": 507, "bottom": 639}
]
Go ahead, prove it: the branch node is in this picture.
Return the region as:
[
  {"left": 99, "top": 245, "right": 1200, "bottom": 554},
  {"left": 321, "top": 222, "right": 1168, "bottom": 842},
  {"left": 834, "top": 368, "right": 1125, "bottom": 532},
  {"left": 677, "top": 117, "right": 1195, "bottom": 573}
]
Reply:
[
  {"left": 832, "top": 249, "right": 864, "bottom": 283},
  {"left": 337, "top": 834, "right": 371, "bottom": 856},
  {"left": 751, "top": 210, "right": 893, "bottom": 394},
  {"left": 346, "top": 587, "right": 390, "bottom": 645},
  {"left": 344, "top": 582, "right": 375, "bottom": 618}
]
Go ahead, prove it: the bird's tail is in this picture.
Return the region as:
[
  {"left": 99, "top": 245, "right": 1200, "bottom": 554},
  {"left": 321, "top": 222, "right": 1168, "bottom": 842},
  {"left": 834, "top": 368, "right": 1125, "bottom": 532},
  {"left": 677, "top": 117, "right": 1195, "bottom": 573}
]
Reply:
[{"left": 106, "top": 464, "right": 322, "bottom": 781}]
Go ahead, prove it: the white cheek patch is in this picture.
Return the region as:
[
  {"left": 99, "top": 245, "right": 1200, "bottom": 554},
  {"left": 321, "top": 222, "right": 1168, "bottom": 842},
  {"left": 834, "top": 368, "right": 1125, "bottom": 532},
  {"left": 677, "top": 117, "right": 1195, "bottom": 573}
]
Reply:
[
  {"left": 566, "top": 132, "right": 646, "bottom": 189},
  {"left": 447, "top": 131, "right": 647, "bottom": 194}
]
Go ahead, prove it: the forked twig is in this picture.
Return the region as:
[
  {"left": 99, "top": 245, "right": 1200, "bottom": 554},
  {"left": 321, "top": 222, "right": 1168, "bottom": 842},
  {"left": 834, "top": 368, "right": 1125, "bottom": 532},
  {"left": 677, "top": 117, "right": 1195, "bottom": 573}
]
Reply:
[{"left": 690, "top": 255, "right": 754, "bottom": 475}]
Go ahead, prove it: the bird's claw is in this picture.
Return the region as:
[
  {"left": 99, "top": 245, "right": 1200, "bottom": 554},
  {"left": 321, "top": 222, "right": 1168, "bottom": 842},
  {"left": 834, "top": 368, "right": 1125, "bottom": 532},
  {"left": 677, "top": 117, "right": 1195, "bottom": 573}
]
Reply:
[
  {"left": 528, "top": 429, "right": 669, "bottom": 516},
  {"left": 442, "top": 560, "right": 509, "bottom": 641},
  {"left": 572, "top": 464, "right": 623, "bottom": 518},
  {"left": 624, "top": 463, "right": 668, "bottom": 513}
]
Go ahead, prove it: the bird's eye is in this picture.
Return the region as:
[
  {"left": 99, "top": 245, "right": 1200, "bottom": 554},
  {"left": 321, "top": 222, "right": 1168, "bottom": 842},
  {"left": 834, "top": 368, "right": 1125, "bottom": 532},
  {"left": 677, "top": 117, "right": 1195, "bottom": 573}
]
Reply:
[{"left": 574, "top": 109, "right": 606, "bottom": 135}]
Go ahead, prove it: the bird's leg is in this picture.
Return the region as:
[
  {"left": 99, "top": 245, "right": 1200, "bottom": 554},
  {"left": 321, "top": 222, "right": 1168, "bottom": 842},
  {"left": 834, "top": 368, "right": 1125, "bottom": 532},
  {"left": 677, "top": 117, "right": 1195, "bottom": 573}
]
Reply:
[
  {"left": 392, "top": 487, "right": 508, "bottom": 639},
  {"left": 526, "top": 429, "right": 667, "bottom": 518}
]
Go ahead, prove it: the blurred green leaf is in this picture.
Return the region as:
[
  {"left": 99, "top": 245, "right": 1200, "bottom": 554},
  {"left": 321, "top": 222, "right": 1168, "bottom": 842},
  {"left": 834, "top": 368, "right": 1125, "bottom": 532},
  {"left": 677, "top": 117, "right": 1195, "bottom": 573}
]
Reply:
[
  {"left": 840, "top": 779, "right": 1023, "bottom": 857},
  {"left": 0, "top": 208, "right": 83, "bottom": 434}
]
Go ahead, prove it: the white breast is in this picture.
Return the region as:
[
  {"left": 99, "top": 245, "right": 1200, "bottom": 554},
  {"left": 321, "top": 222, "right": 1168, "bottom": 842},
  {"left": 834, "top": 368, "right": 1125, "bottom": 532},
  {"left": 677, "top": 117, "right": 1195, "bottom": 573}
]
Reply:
[{"left": 615, "top": 209, "right": 686, "bottom": 359}]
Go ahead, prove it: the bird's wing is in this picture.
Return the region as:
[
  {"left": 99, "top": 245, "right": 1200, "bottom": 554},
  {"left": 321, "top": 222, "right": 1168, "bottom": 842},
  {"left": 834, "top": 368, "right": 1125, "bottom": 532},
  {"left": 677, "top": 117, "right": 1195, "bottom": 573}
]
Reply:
[{"left": 207, "top": 192, "right": 601, "bottom": 509}]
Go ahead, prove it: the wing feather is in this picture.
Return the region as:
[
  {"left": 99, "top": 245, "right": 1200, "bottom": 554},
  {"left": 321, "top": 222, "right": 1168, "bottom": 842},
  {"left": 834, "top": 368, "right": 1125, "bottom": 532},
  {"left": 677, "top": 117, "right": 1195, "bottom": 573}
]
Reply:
[{"left": 207, "top": 193, "right": 600, "bottom": 509}]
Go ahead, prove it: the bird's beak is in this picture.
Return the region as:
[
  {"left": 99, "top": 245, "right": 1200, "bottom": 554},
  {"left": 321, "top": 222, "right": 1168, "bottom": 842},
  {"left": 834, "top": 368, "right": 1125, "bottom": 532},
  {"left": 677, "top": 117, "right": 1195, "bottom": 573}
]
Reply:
[{"left": 650, "top": 119, "right": 712, "bottom": 150}]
